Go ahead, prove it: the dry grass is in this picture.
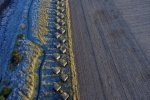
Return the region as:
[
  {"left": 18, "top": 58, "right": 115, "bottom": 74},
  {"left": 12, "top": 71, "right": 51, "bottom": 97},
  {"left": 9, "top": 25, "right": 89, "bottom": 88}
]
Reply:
[
  {"left": 36, "top": 0, "right": 50, "bottom": 44},
  {"left": 25, "top": 42, "right": 42, "bottom": 99},
  {"left": 66, "top": 0, "right": 79, "bottom": 99}
]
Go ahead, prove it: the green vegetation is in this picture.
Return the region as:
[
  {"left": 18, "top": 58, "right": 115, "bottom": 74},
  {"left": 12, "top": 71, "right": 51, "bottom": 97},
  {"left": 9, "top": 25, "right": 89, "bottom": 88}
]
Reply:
[
  {"left": 0, "top": 96, "right": 5, "bottom": 100},
  {"left": 16, "top": 34, "right": 25, "bottom": 46},
  {"left": 10, "top": 50, "right": 22, "bottom": 66},
  {"left": 17, "top": 34, "right": 24, "bottom": 40},
  {"left": 0, "top": 86, "right": 12, "bottom": 99},
  {"left": 15, "top": 41, "right": 20, "bottom": 46},
  {"left": 9, "top": 34, "right": 24, "bottom": 69}
]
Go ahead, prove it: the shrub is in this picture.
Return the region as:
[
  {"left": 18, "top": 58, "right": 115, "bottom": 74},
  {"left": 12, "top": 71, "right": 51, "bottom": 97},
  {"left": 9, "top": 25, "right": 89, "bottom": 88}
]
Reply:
[
  {"left": 15, "top": 40, "right": 20, "bottom": 46},
  {"left": 0, "top": 96, "right": 5, "bottom": 100},
  {"left": 10, "top": 50, "right": 22, "bottom": 66},
  {"left": 17, "top": 34, "right": 24, "bottom": 40},
  {"left": 0, "top": 86, "right": 12, "bottom": 98}
]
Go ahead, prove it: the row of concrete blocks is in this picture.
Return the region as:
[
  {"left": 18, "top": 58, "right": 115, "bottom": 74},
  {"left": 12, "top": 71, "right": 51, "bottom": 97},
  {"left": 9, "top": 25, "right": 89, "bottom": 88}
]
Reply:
[{"left": 46, "top": 0, "right": 70, "bottom": 100}]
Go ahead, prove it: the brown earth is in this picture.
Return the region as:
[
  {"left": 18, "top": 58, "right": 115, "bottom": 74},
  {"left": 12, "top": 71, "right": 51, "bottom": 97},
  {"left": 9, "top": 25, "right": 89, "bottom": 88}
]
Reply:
[{"left": 69, "top": 0, "right": 150, "bottom": 100}]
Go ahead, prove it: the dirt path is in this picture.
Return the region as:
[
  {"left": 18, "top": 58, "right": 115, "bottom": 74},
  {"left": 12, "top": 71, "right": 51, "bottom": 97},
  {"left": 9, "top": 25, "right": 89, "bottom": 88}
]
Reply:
[{"left": 69, "top": 0, "right": 150, "bottom": 100}]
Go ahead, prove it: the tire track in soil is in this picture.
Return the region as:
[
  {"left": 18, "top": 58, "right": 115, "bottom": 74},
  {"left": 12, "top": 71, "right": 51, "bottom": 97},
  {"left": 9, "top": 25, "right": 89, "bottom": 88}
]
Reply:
[{"left": 70, "top": 0, "right": 150, "bottom": 99}]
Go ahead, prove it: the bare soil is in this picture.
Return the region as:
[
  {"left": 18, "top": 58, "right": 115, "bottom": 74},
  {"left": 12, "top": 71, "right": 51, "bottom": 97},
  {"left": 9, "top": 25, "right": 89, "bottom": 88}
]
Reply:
[{"left": 69, "top": 0, "right": 150, "bottom": 100}]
